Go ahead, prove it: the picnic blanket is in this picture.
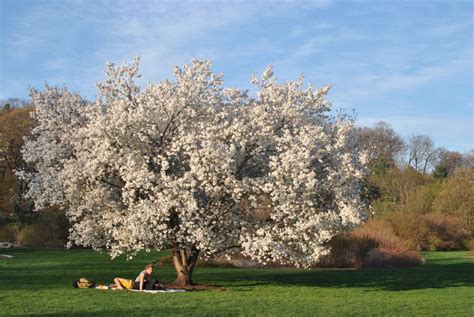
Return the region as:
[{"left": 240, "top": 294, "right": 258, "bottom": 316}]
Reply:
[
  {"left": 95, "top": 285, "right": 185, "bottom": 293},
  {"left": 129, "top": 289, "right": 186, "bottom": 293}
]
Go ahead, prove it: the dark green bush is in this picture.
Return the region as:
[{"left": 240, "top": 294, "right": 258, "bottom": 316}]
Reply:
[
  {"left": 0, "top": 224, "right": 15, "bottom": 242},
  {"left": 15, "top": 210, "right": 68, "bottom": 248}
]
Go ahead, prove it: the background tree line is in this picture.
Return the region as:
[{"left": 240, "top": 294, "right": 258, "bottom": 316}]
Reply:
[
  {"left": 349, "top": 122, "right": 473, "bottom": 262},
  {"left": 0, "top": 99, "right": 67, "bottom": 246},
  {"left": 0, "top": 98, "right": 472, "bottom": 266}
]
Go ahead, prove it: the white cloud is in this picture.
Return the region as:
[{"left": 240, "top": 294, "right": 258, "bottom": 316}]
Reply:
[{"left": 2, "top": 0, "right": 472, "bottom": 154}]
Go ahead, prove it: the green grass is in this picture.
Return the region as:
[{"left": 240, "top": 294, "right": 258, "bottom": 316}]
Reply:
[{"left": 0, "top": 249, "right": 473, "bottom": 316}]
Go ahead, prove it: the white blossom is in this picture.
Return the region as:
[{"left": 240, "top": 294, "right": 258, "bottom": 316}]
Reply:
[{"left": 20, "top": 58, "right": 368, "bottom": 267}]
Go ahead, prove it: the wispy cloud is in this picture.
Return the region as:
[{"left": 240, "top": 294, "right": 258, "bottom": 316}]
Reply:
[
  {"left": 268, "top": 15, "right": 472, "bottom": 117},
  {"left": 1, "top": 0, "right": 472, "bottom": 151}
]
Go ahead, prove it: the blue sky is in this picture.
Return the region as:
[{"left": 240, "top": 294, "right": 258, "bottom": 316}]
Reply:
[{"left": 1, "top": 0, "right": 473, "bottom": 151}]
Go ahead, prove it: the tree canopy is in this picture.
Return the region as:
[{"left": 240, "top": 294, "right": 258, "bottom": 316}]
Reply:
[{"left": 20, "top": 59, "right": 368, "bottom": 283}]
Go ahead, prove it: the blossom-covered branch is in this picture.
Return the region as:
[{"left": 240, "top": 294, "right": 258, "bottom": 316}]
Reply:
[{"left": 20, "top": 58, "right": 368, "bottom": 282}]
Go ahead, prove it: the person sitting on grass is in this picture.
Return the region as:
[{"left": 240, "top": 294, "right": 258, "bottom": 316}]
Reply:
[{"left": 113, "top": 263, "right": 160, "bottom": 291}]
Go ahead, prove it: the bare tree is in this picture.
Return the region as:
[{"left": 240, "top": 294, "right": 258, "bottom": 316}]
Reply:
[
  {"left": 433, "top": 148, "right": 463, "bottom": 177},
  {"left": 353, "top": 121, "right": 405, "bottom": 169},
  {"left": 461, "top": 150, "right": 474, "bottom": 169},
  {"left": 0, "top": 98, "right": 29, "bottom": 109},
  {"left": 405, "top": 134, "right": 439, "bottom": 173}
]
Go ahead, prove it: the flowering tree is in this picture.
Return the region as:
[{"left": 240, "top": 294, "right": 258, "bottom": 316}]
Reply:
[{"left": 20, "top": 59, "right": 368, "bottom": 285}]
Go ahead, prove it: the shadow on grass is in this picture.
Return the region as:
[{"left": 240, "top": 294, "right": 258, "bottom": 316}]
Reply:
[
  {"left": 195, "top": 261, "right": 474, "bottom": 292},
  {"left": 2, "top": 265, "right": 473, "bottom": 292},
  {"left": 1, "top": 249, "right": 473, "bottom": 293}
]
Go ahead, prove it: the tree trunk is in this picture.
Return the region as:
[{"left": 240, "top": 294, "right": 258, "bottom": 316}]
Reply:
[
  {"left": 354, "top": 255, "right": 364, "bottom": 270},
  {"left": 171, "top": 245, "right": 199, "bottom": 286},
  {"left": 174, "top": 270, "right": 193, "bottom": 286}
]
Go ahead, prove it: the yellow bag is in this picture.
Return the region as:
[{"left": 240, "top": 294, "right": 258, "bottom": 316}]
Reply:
[{"left": 73, "top": 277, "right": 96, "bottom": 288}]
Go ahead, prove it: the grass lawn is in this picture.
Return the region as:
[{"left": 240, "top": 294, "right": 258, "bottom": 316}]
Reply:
[{"left": 0, "top": 249, "right": 473, "bottom": 316}]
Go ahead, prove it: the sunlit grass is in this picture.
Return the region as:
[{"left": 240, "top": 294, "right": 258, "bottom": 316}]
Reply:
[{"left": 0, "top": 249, "right": 473, "bottom": 316}]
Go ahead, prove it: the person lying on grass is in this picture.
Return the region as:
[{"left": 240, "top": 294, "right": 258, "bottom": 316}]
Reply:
[{"left": 113, "top": 263, "right": 163, "bottom": 291}]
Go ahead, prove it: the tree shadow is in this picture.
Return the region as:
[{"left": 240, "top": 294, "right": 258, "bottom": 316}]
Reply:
[
  {"left": 1, "top": 250, "right": 473, "bottom": 293},
  {"left": 195, "top": 261, "right": 474, "bottom": 292}
]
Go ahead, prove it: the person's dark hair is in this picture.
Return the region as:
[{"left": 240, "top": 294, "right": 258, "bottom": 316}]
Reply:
[{"left": 72, "top": 280, "right": 79, "bottom": 288}]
